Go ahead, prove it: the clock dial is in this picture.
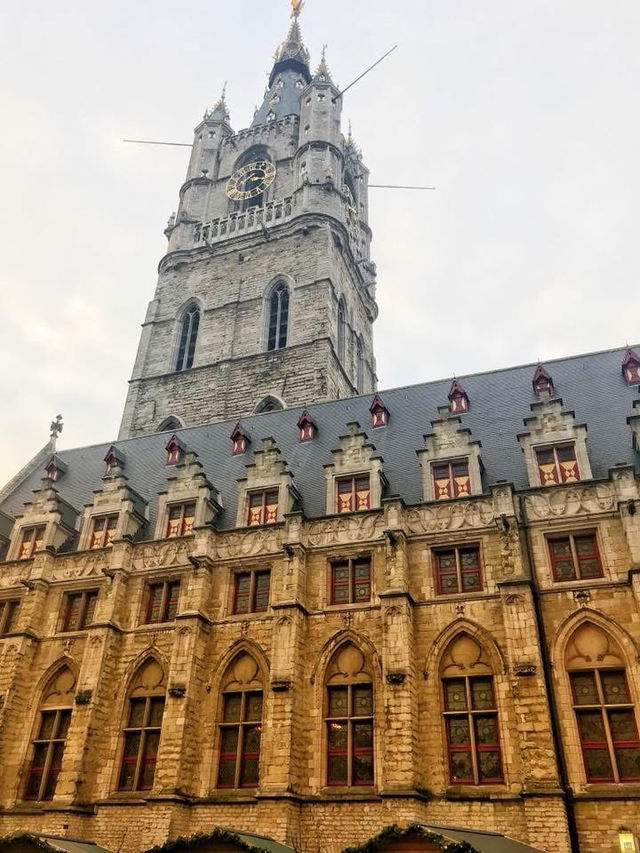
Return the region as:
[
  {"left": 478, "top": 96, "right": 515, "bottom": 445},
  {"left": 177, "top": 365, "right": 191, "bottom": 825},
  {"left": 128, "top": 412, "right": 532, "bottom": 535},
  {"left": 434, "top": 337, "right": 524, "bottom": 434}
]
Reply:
[{"left": 226, "top": 160, "right": 276, "bottom": 201}]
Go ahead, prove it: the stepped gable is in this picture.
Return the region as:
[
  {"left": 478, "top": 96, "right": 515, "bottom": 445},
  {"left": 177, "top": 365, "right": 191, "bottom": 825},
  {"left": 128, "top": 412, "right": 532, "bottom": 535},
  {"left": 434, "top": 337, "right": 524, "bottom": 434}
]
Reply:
[{"left": 1, "top": 346, "right": 637, "bottom": 533}]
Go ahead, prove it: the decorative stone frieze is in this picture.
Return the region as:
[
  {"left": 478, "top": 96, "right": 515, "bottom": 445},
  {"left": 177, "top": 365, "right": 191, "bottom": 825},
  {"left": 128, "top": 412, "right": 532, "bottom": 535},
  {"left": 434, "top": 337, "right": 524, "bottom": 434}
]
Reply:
[
  {"left": 518, "top": 397, "right": 592, "bottom": 487},
  {"left": 324, "top": 422, "right": 387, "bottom": 514},
  {"left": 524, "top": 481, "right": 615, "bottom": 522},
  {"left": 417, "top": 406, "right": 483, "bottom": 501}
]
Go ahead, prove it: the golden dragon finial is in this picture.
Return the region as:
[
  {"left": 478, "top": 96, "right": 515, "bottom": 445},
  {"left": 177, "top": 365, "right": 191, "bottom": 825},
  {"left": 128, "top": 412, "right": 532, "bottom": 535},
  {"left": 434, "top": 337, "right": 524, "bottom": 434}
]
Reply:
[{"left": 291, "top": 0, "right": 304, "bottom": 18}]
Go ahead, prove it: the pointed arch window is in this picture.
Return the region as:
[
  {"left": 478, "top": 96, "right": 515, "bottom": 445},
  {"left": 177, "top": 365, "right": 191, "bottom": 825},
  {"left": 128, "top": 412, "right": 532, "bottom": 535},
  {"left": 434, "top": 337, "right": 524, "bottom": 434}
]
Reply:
[
  {"left": 217, "top": 653, "right": 264, "bottom": 789},
  {"left": 176, "top": 304, "right": 200, "bottom": 371},
  {"left": 337, "top": 299, "right": 346, "bottom": 361},
  {"left": 267, "top": 283, "right": 289, "bottom": 351},
  {"left": 25, "top": 667, "right": 76, "bottom": 800},
  {"left": 118, "top": 659, "right": 166, "bottom": 792},
  {"left": 440, "top": 634, "right": 503, "bottom": 785},
  {"left": 356, "top": 337, "right": 364, "bottom": 391},
  {"left": 566, "top": 624, "right": 640, "bottom": 782},
  {"left": 325, "top": 643, "right": 374, "bottom": 786}
]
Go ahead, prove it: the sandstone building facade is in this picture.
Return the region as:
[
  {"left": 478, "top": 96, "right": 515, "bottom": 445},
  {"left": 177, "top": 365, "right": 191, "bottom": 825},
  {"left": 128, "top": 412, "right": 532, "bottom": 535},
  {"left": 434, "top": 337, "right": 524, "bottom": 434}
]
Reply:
[{"left": 1, "top": 7, "right": 640, "bottom": 853}]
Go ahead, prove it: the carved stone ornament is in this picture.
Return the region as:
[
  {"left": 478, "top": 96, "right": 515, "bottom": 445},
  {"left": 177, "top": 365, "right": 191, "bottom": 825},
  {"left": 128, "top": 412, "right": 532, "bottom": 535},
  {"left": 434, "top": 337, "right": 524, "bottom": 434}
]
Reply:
[
  {"left": 385, "top": 672, "right": 406, "bottom": 685},
  {"left": 573, "top": 589, "right": 591, "bottom": 607},
  {"left": 514, "top": 663, "right": 537, "bottom": 677},
  {"left": 0, "top": 565, "right": 24, "bottom": 589},
  {"left": 51, "top": 551, "right": 107, "bottom": 581},
  {"left": 132, "top": 540, "right": 192, "bottom": 571},
  {"left": 213, "top": 527, "right": 284, "bottom": 560},
  {"left": 75, "top": 688, "right": 93, "bottom": 705},
  {"left": 306, "top": 513, "right": 386, "bottom": 548},
  {"left": 406, "top": 500, "right": 494, "bottom": 535},
  {"left": 168, "top": 684, "right": 187, "bottom": 698},
  {"left": 525, "top": 483, "right": 614, "bottom": 520},
  {"left": 503, "top": 592, "right": 525, "bottom": 606}
]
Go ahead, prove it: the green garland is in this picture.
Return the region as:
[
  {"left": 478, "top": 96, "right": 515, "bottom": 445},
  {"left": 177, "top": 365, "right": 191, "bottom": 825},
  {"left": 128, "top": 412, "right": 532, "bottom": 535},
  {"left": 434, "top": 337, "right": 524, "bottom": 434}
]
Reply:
[
  {"left": 0, "top": 836, "right": 59, "bottom": 851},
  {"left": 144, "top": 827, "right": 287, "bottom": 853},
  {"left": 342, "top": 823, "right": 477, "bottom": 853}
]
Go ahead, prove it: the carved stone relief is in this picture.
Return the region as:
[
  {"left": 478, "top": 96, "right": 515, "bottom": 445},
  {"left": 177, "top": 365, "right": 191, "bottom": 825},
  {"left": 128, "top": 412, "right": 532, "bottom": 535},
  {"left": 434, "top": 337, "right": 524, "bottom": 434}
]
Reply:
[{"left": 525, "top": 483, "right": 615, "bottom": 520}]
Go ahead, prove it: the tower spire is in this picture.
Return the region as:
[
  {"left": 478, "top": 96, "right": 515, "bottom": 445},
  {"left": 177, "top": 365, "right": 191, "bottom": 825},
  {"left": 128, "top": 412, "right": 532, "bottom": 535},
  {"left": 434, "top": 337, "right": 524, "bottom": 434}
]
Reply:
[{"left": 208, "top": 81, "right": 230, "bottom": 122}]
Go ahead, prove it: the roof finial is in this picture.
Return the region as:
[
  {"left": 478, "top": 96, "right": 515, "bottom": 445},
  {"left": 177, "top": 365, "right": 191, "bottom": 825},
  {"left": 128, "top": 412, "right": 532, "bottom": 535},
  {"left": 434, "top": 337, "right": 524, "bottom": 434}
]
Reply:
[
  {"left": 291, "top": 0, "right": 304, "bottom": 18},
  {"left": 49, "top": 414, "right": 63, "bottom": 443}
]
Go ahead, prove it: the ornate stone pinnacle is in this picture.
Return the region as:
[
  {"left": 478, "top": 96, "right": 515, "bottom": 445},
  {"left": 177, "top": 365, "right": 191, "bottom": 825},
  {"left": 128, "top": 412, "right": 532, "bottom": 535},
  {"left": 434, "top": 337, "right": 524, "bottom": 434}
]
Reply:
[{"left": 49, "top": 414, "right": 63, "bottom": 442}]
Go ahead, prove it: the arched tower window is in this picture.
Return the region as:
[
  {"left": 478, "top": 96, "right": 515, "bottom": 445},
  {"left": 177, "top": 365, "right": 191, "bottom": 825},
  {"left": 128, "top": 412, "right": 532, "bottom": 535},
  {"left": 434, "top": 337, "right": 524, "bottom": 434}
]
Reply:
[
  {"left": 356, "top": 337, "right": 365, "bottom": 391},
  {"left": 175, "top": 304, "right": 200, "bottom": 371},
  {"left": 325, "top": 643, "right": 374, "bottom": 787},
  {"left": 267, "top": 283, "right": 289, "bottom": 351},
  {"left": 25, "top": 666, "right": 76, "bottom": 800},
  {"left": 118, "top": 659, "right": 166, "bottom": 792},
  {"left": 565, "top": 623, "right": 640, "bottom": 782},
  {"left": 217, "top": 652, "right": 264, "bottom": 789},
  {"left": 439, "top": 633, "right": 503, "bottom": 785},
  {"left": 254, "top": 395, "right": 284, "bottom": 414},
  {"left": 157, "top": 416, "right": 183, "bottom": 433},
  {"left": 337, "top": 299, "right": 346, "bottom": 362}
]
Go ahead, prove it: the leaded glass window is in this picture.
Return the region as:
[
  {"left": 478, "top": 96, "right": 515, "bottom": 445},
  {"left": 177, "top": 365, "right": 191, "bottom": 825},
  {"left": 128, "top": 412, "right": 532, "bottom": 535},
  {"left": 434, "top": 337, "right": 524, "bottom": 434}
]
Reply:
[
  {"left": 435, "top": 546, "right": 482, "bottom": 594},
  {"left": 25, "top": 709, "right": 72, "bottom": 800},
  {"left": 0, "top": 599, "right": 19, "bottom": 636},
  {"left": 267, "top": 283, "right": 289, "bottom": 351},
  {"left": 443, "top": 675, "right": 503, "bottom": 785},
  {"left": 548, "top": 533, "right": 602, "bottom": 582},
  {"left": 144, "top": 580, "right": 180, "bottom": 624},
  {"left": 61, "top": 589, "right": 98, "bottom": 632},
  {"left": 118, "top": 696, "right": 165, "bottom": 791},
  {"left": 330, "top": 557, "right": 371, "bottom": 605},
  {"left": 175, "top": 304, "right": 200, "bottom": 371},
  {"left": 233, "top": 570, "right": 271, "bottom": 615},
  {"left": 432, "top": 460, "right": 470, "bottom": 500},
  {"left": 327, "top": 684, "right": 374, "bottom": 786},
  {"left": 536, "top": 444, "right": 580, "bottom": 486}
]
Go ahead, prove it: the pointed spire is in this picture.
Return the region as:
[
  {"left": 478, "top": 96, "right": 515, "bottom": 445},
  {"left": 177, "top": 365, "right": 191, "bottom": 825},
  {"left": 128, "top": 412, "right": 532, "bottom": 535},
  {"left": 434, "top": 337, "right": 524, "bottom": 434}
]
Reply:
[
  {"left": 208, "top": 82, "right": 230, "bottom": 122},
  {"left": 273, "top": 15, "right": 310, "bottom": 69},
  {"left": 314, "top": 44, "right": 333, "bottom": 83}
]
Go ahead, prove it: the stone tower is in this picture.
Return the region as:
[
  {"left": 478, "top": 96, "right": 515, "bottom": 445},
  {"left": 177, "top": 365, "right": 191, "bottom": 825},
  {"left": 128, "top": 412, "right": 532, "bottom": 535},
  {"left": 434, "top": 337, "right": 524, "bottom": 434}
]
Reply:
[{"left": 118, "top": 11, "right": 378, "bottom": 439}]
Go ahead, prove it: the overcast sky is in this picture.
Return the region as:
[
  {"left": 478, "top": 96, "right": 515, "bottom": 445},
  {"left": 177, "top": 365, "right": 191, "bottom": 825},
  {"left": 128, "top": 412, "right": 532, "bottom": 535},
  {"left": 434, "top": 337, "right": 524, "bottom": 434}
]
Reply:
[{"left": 1, "top": 0, "right": 639, "bottom": 486}]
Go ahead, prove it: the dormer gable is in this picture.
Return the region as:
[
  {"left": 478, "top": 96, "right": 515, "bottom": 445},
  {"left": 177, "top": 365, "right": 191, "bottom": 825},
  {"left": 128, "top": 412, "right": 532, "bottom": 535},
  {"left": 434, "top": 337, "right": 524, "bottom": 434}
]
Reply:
[
  {"left": 622, "top": 348, "right": 640, "bottom": 385},
  {"left": 104, "top": 446, "right": 125, "bottom": 477},
  {"left": 417, "top": 407, "right": 483, "bottom": 501},
  {"left": 448, "top": 380, "right": 469, "bottom": 414},
  {"left": 236, "top": 438, "right": 299, "bottom": 526},
  {"left": 156, "top": 451, "right": 221, "bottom": 539},
  {"left": 297, "top": 410, "right": 316, "bottom": 442},
  {"left": 517, "top": 397, "right": 592, "bottom": 487},
  {"left": 78, "top": 462, "right": 147, "bottom": 551},
  {"left": 324, "top": 422, "right": 387, "bottom": 514},
  {"left": 44, "top": 454, "right": 67, "bottom": 483},
  {"left": 231, "top": 422, "right": 249, "bottom": 455},
  {"left": 165, "top": 435, "right": 185, "bottom": 466},
  {"left": 369, "top": 394, "right": 389, "bottom": 428},
  {"left": 7, "top": 479, "right": 79, "bottom": 561},
  {"left": 532, "top": 364, "right": 554, "bottom": 398}
]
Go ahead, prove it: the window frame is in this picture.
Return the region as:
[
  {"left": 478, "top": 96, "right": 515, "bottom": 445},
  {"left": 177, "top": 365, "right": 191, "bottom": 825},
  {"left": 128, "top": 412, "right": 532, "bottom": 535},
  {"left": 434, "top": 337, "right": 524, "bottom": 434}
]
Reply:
[
  {"left": 432, "top": 459, "right": 471, "bottom": 500},
  {"left": 0, "top": 599, "right": 19, "bottom": 636},
  {"left": 547, "top": 531, "right": 603, "bottom": 582},
  {"left": 232, "top": 570, "right": 271, "bottom": 615},
  {"left": 246, "top": 489, "right": 279, "bottom": 527},
  {"left": 433, "top": 545, "right": 483, "bottom": 595},
  {"left": 117, "top": 694, "right": 166, "bottom": 792},
  {"left": 535, "top": 443, "right": 580, "bottom": 486},
  {"left": 165, "top": 501, "right": 196, "bottom": 538},
  {"left": 61, "top": 589, "right": 99, "bottom": 633},
  {"left": 326, "top": 682, "right": 374, "bottom": 787},
  {"left": 89, "top": 514, "right": 118, "bottom": 550},
  {"left": 217, "top": 688, "right": 264, "bottom": 789},
  {"left": 18, "top": 525, "right": 46, "bottom": 560},
  {"left": 329, "top": 557, "right": 372, "bottom": 606},
  {"left": 267, "top": 282, "right": 289, "bottom": 352},
  {"left": 336, "top": 474, "right": 371, "bottom": 514},
  {"left": 144, "top": 580, "right": 181, "bottom": 625},
  {"left": 175, "top": 304, "right": 200, "bottom": 372},
  {"left": 24, "top": 707, "right": 73, "bottom": 801}
]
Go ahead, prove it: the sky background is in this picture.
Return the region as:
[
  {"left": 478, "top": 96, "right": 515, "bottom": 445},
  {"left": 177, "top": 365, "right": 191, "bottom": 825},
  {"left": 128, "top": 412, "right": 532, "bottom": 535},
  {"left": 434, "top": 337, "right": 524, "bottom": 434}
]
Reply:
[{"left": 1, "top": 0, "right": 639, "bottom": 486}]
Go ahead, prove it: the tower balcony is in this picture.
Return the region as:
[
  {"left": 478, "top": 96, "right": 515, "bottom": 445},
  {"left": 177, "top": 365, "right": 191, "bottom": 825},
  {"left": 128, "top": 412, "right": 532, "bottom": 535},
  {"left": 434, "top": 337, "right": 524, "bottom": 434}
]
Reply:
[{"left": 194, "top": 197, "right": 293, "bottom": 247}]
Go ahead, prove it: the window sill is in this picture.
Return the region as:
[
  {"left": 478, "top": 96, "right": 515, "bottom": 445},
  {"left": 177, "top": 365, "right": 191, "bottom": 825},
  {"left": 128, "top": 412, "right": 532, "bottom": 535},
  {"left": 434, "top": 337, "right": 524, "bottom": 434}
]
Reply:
[
  {"left": 224, "top": 611, "right": 273, "bottom": 623},
  {"left": 316, "top": 786, "right": 379, "bottom": 801},
  {"left": 445, "top": 785, "right": 515, "bottom": 801},
  {"left": 574, "top": 784, "right": 640, "bottom": 799}
]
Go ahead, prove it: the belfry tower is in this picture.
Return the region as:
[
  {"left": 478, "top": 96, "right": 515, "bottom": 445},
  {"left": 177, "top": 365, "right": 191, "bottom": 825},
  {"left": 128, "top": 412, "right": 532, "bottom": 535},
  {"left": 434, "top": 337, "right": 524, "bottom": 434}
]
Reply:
[{"left": 118, "top": 8, "right": 378, "bottom": 439}]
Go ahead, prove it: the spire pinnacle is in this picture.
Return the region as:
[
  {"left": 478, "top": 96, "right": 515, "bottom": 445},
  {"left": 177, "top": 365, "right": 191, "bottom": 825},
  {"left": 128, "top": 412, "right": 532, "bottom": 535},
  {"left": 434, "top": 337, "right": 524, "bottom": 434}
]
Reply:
[
  {"left": 291, "top": 0, "right": 304, "bottom": 18},
  {"left": 314, "top": 44, "right": 333, "bottom": 81},
  {"left": 208, "top": 82, "right": 230, "bottom": 122}
]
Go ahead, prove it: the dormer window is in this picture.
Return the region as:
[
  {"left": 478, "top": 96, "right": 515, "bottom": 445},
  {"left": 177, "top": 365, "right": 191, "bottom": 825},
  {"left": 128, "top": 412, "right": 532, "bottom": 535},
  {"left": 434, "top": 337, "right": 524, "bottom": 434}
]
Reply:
[
  {"left": 536, "top": 444, "right": 580, "bottom": 485},
  {"left": 533, "top": 364, "right": 554, "bottom": 397},
  {"left": 622, "top": 349, "right": 640, "bottom": 385},
  {"left": 298, "top": 411, "right": 316, "bottom": 442},
  {"left": 165, "top": 435, "right": 184, "bottom": 466},
  {"left": 231, "top": 423, "right": 248, "bottom": 455},
  {"left": 45, "top": 456, "right": 66, "bottom": 482},
  {"left": 433, "top": 460, "right": 470, "bottom": 500},
  {"left": 104, "top": 449, "right": 118, "bottom": 477},
  {"left": 166, "top": 502, "right": 196, "bottom": 538},
  {"left": 89, "top": 515, "right": 118, "bottom": 550},
  {"left": 337, "top": 475, "right": 371, "bottom": 514},
  {"left": 18, "top": 525, "right": 45, "bottom": 560},
  {"left": 448, "top": 381, "right": 469, "bottom": 414},
  {"left": 369, "top": 395, "right": 388, "bottom": 428},
  {"left": 247, "top": 490, "right": 279, "bottom": 526}
]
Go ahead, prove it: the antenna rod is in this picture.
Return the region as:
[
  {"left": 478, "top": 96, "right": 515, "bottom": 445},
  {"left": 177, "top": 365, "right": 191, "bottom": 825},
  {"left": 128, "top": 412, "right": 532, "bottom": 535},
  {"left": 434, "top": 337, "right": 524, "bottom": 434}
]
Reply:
[
  {"left": 333, "top": 45, "right": 398, "bottom": 102},
  {"left": 123, "top": 138, "right": 191, "bottom": 147},
  {"left": 369, "top": 184, "right": 436, "bottom": 190}
]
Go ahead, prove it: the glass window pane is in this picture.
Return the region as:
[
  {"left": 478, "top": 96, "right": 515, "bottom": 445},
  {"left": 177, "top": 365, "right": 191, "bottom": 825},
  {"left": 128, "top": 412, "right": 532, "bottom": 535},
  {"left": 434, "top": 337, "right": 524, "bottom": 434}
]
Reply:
[
  {"left": 601, "top": 671, "right": 630, "bottom": 705},
  {"left": 460, "top": 549, "right": 478, "bottom": 568},
  {"left": 571, "top": 672, "right": 599, "bottom": 705},
  {"left": 38, "top": 711, "right": 56, "bottom": 740},
  {"left": 576, "top": 710, "right": 606, "bottom": 743},
  {"left": 327, "top": 754, "right": 348, "bottom": 785},
  {"left": 166, "top": 582, "right": 180, "bottom": 619},
  {"left": 475, "top": 715, "right": 499, "bottom": 745},
  {"left": 438, "top": 552, "right": 456, "bottom": 570},
  {"left": 83, "top": 592, "right": 98, "bottom": 627},
  {"left": 608, "top": 709, "right": 638, "bottom": 742},
  {"left": 240, "top": 755, "right": 260, "bottom": 786},
  {"left": 144, "top": 731, "right": 160, "bottom": 759},
  {"left": 583, "top": 747, "right": 614, "bottom": 781},
  {"left": 148, "top": 697, "right": 165, "bottom": 727},
  {"left": 449, "top": 750, "right": 473, "bottom": 783},
  {"left": 579, "top": 558, "right": 601, "bottom": 579},
  {"left": 328, "top": 687, "right": 348, "bottom": 718},
  {"left": 245, "top": 693, "right": 263, "bottom": 722},
  {"left": 444, "top": 680, "right": 467, "bottom": 712},
  {"left": 353, "top": 721, "right": 373, "bottom": 748},
  {"left": 461, "top": 571, "right": 481, "bottom": 592},
  {"left": 557, "top": 446, "right": 576, "bottom": 463},
  {"left": 471, "top": 679, "right": 495, "bottom": 711},
  {"left": 56, "top": 710, "right": 72, "bottom": 739},
  {"left": 554, "top": 560, "right": 577, "bottom": 581},
  {"left": 478, "top": 750, "right": 502, "bottom": 782},
  {"left": 220, "top": 727, "right": 239, "bottom": 756},
  {"left": 218, "top": 757, "right": 237, "bottom": 787},
  {"left": 615, "top": 747, "right": 640, "bottom": 781},
  {"left": 147, "top": 585, "right": 163, "bottom": 623},
  {"left": 65, "top": 594, "right": 82, "bottom": 631},
  {"left": 328, "top": 721, "right": 348, "bottom": 750},
  {"left": 243, "top": 724, "right": 262, "bottom": 754},
  {"left": 224, "top": 694, "right": 242, "bottom": 723},
  {"left": 139, "top": 757, "right": 156, "bottom": 790},
  {"left": 575, "top": 535, "right": 596, "bottom": 555},
  {"left": 353, "top": 752, "right": 374, "bottom": 785},
  {"left": 440, "top": 573, "right": 460, "bottom": 593},
  {"left": 550, "top": 538, "right": 571, "bottom": 557},
  {"left": 446, "top": 717, "right": 470, "bottom": 746},
  {"left": 25, "top": 768, "right": 43, "bottom": 799},
  {"left": 123, "top": 731, "right": 141, "bottom": 758},
  {"left": 353, "top": 686, "right": 373, "bottom": 717},
  {"left": 128, "top": 698, "right": 146, "bottom": 728}
]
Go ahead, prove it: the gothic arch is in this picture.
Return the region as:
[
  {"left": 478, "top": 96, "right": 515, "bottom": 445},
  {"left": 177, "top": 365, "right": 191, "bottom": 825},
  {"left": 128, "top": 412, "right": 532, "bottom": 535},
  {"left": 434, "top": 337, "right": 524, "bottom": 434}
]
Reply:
[
  {"left": 337, "top": 296, "right": 347, "bottom": 362},
  {"left": 121, "top": 649, "right": 170, "bottom": 693},
  {"left": 253, "top": 395, "right": 286, "bottom": 414},
  {"left": 552, "top": 608, "right": 640, "bottom": 672},
  {"left": 263, "top": 275, "right": 293, "bottom": 352},
  {"left": 30, "top": 657, "right": 79, "bottom": 710},
  {"left": 310, "top": 629, "right": 382, "bottom": 686},
  {"left": 172, "top": 298, "right": 203, "bottom": 372},
  {"left": 232, "top": 144, "right": 275, "bottom": 172},
  {"left": 211, "top": 640, "right": 270, "bottom": 696},
  {"left": 157, "top": 415, "right": 185, "bottom": 433},
  {"left": 423, "top": 619, "right": 508, "bottom": 680}
]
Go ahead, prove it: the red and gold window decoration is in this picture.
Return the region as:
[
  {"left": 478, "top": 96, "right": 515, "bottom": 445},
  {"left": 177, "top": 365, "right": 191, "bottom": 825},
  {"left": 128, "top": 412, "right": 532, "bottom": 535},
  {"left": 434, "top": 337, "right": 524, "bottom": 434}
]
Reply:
[
  {"left": 448, "top": 380, "right": 469, "bottom": 414},
  {"left": 326, "top": 682, "right": 374, "bottom": 786},
  {"left": 144, "top": 580, "right": 180, "bottom": 624},
  {"left": 118, "top": 694, "right": 165, "bottom": 791},
  {"left": 165, "top": 435, "right": 182, "bottom": 466},
  {"left": 25, "top": 708, "right": 72, "bottom": 801},
  {"left": 297, "top": 411, "right": 316, "bottom": 442},
  {"left": 231, "top": 423, "right": 248, "bottom": 455},
  {"left": 548, "top": 533, "right": 602, "bottom": 582},
  {"left": 433, "top": 460, "right": 470, "bottom": 500},
  {"left": 536, "top": 445, "right": 580, "bottom": 485},
  {"left": 622, "top": 350, "right": 640, "bottom": 385},
  {"left": 435, "top": 546, "right": 482, "bottom": 595},
  {"left": 570, "top": 668, "right": 640, "bottom": 782},
  {"left": 18, "top": 525, "right": 45, "bottom": 560},
  {"left": 233, "top": 570, "right": 271, "bottom": 615},
  {"left": 217, "top": 689, "right": 263, "bottom": 788},
  {"left": 246, "top": 490, "right": 279, "bottom": 526},
  {"left": 443, "top": 675, "right": 503, "bottom": 785},
  {"left": 337, "top": 475, "right": 371, "bottom": 514},
  {"left": 61, "top": 589, "right": 98, "bottom": 632},
  {"left": 89, "top": 514, "right": 118, "bottom": 549},
  {"left": 0, "top": 599, "right": 19, "bottom": 637},
  {"left": 369, "top": 395, "right": 389, "bottom": 428},
  {"left": 165, "top": 502, "right": 196, "bottom": 538},
  {"left": 330, "top": 557, "right": 371, "bottom": 605}
]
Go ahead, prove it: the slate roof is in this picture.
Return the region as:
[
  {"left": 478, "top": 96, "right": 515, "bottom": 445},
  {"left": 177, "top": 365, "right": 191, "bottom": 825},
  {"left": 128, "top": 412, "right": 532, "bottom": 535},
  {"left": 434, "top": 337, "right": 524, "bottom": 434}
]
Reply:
[
  {"left": 0, "top": 833, "right": 112, "bottom": 852},
  {"left": 1, "top": 346, "right": 638, "bottom": 538}
]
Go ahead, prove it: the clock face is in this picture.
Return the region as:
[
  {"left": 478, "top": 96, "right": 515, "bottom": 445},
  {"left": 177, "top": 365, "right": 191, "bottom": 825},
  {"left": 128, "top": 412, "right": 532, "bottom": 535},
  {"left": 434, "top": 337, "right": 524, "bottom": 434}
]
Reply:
[{"left": 226, "top": 160, "right": 276, "bottom": 201}]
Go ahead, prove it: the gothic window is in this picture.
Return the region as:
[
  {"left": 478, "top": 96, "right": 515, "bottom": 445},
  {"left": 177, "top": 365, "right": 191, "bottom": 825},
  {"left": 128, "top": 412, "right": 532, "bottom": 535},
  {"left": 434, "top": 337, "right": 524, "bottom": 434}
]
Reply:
[
  {"left": 548, "top": 532, "right": 603, "bottom": 582},
  {"left": 267, "top": 282, "right": 289, "bottom": 351},
  {"left": 356, "top": 337, "right": 364, "bottom": 391},
  {"left": 118, "top": 659, "right": 166, "bottom": 792},
  {"left": 233, "top": 570, "right": 271, "bottom": 615},
  {"left": 432, "top": 459, "right": 471, "bottom": 500},
  {"left": 246, "top": 489, "right": 279, "bottom": 526},
  {"left": 25, "top": 667, "right": 76, "bottom": 801},
  {"left": 440, "top": 635, "right": 503, "bottom": 786},
  {"left": 337, "top": 299, "right": 346, "bottom": 361},
  {"left": 565, "top": 625, "right": 640, "bottom": 783},
  {"left": 330, "top": 557, "right": 371, "bottom": 605},
  {"left": 165, "top": 502, "right": 196, "bottom": 538},
  {"left": 158, "top": 417, "right": 182, "bottom": 433},
  {"left": 434, "top": 546, "right": 482, "bottom": 595},
  {"left": 61, "top": 589, "right": 98, "bottom": 632},
  {"left": 325, "top": 644, "right": 374, "bottom": 787},
  {"left": 175, "top": 304, "right": 200, "bottom": 371},
  {"left": 536, "top": 444, "right": 580, "bottom": 485},
  {"left": 18, "top": 525, "right": 45, "bottom": 560},
  {"left": 254, "top": 395, "right": 284, "bottom": 413},
  {"left": 217, "top": 653, "right": 264, "bottom": 789},
  {"left": 0, "top": 599, "right": 19, "bottom": 636},
  {"left": 89, "top": 514, "right": 118, "bottom": 549},
  {"left": 144, "top": 580, "right": 180, "bottom": 624},
  {"left": 337, "top": 475, "right": 371, "bottom": 514}
]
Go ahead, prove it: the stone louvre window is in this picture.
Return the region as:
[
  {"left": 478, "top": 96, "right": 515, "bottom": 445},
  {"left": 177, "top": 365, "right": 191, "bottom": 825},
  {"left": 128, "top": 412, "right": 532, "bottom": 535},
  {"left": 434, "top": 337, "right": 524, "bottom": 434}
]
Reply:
[
  {"left": 236, "top": 438, "right": 299, "bottom": 527},
  {"left": 324, "top": 423, "right": 386, "bottom": 515},
  {"left": 417, "top": 407, "right": 483, "bottom": 502}
]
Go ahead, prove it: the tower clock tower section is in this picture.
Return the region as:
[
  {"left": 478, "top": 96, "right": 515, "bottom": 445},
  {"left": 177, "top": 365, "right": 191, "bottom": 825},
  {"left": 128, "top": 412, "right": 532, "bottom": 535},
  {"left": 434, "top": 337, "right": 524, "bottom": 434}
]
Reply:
[{"left": 118, "top": 13, "right": 378, "bottom": 439}]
